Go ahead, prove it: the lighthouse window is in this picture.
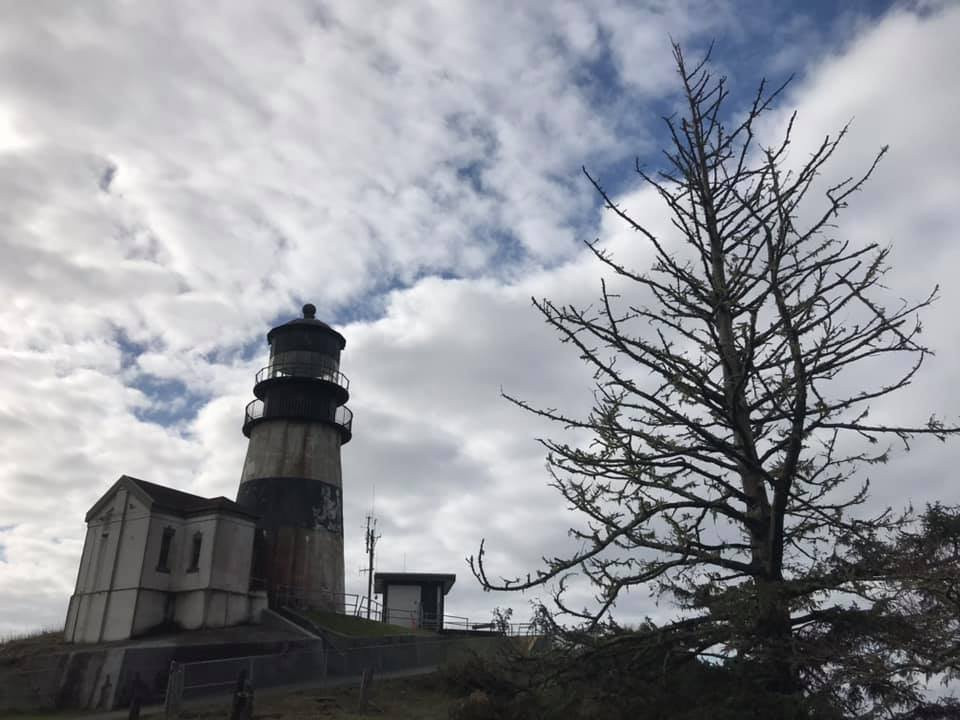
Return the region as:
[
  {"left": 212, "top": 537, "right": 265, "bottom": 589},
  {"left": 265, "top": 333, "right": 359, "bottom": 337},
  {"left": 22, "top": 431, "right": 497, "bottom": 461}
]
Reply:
[
  {"left": 157, "top": 527, "right": 175, "bottom": 573},
  {"left": 187, "top": 532, "right": 203, "bottom": 573}
]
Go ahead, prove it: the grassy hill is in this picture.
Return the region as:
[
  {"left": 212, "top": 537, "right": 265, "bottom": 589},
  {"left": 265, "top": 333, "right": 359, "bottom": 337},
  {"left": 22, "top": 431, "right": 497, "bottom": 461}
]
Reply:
[
  {"left": 0, "top": 629, "right": 65, "bottom": 664},
  {"left": 303, "top": 610, "right": 435, "bottom": 638}
]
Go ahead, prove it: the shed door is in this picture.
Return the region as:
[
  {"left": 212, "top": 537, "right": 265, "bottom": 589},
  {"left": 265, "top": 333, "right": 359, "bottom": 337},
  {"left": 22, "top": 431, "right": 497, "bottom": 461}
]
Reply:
[{"left": 386, "top": 584, "right": 420, "bottom": 628}]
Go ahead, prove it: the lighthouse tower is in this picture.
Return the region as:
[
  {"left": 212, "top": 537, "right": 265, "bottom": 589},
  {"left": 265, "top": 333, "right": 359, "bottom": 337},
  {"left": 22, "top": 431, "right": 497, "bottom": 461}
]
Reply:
[{"left": 236, "top": 303, "right": 352, "bottom": 611}]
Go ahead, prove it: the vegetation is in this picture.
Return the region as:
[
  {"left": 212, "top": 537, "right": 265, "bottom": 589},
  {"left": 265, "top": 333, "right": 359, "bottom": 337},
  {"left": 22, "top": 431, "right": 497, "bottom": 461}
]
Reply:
[
  {"left": 471, "top": 43, "right": 960, "bottom": 718},
  {"left": 228, "top": 673, "right": 455, "bottom": 719},
  {"left": 2, "top": 673, "right": 460, "bottom": 719},
  {"left": 441, "top": 645, "right": 818, "bottom": 720},
  {"left": 0, "top": 629, "right": 65, "bottom": 664}
]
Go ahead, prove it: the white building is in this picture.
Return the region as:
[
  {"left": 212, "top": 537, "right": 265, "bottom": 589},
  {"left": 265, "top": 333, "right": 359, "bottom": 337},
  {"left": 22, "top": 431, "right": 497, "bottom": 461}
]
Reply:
[
  {"left": 374, "top": 572, "right": 456, "bottom": 631},
  {"left": 64, "top": 475, "right": 266, "bottom": 644}
]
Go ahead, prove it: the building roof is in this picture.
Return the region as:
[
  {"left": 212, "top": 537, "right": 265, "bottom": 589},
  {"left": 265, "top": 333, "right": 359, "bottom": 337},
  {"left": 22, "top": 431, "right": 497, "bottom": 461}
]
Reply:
[
  {"left": 85, "top": 475, "right": 259, "bottom": 522},
  {"left": 266, "top": 303, "right": 346, "bottom": 348},
  {"left": 374, "top": 572, "right": 457, "bottom": 595}
]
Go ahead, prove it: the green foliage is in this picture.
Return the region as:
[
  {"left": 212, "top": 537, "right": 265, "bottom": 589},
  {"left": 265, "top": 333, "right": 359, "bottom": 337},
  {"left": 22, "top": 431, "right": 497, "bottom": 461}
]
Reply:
[
  {"left": 0, "top": 629, "right": 65, "bottom": 666},
  {"left": 469, "top": 41, "right": 960, "bottom": 719},
  {"left": 443, "top": 635, "right": 836, "bottom": 720},
  {"left": 490, "top": 606, "right": 513, "bottom": 634}
]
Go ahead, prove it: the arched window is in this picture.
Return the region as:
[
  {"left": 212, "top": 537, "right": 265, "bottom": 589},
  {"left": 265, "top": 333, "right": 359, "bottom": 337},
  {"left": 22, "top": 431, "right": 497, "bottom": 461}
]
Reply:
[
  {"left": 157, "top": 527, "right": 175, "bottom": 573},
  {"left": 187, "top": 532, "right": 203, "bottom": 573}
]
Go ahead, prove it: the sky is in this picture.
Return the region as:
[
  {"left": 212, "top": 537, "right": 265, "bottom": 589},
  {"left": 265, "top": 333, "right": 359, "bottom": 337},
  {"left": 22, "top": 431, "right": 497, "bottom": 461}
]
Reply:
[{"left": 0, "top": 0, "right": 959, "bottom": 636}]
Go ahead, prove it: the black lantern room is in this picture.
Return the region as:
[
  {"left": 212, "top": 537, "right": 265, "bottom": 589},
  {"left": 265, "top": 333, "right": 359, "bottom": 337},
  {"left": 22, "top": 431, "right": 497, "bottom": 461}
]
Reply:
[{"left": 242, "top": 303, "right": 352, "bottom": 443}]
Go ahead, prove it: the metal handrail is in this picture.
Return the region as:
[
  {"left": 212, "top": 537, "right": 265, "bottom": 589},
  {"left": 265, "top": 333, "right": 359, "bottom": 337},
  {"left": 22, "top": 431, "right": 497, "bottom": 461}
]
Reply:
[
  {"left": 255, "top": 362, "right": 350, "bottom": 391},
  {"left": 245, "top": 400, "right": 264, "bottom": 423},
  {"left": 270, "top": 585, "right": 547, "bottom": 635},
  {"left": 243, "top": 400, "right": 353, "bottom": 436},
  {"left": 336, "top": 405, "right": 354, "bottom": 432},
  {"left": 272, "top": 584, "right": 546, "bottom": 636}
]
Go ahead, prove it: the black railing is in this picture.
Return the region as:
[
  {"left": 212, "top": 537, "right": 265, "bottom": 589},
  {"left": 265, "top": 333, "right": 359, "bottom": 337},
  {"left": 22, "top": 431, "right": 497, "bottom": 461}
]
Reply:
[
  {"left": 271, "top": 585, "right": 539, "bottom": 635},
  {"left": 336, "top": 405, "right": 354, "bottom": 431},
  {"left": 243, "top": 399, "right": 353, "bottom": 439},
  {"left": 244, "top": 399, "right": 264, "bottom": 425},
  {"left": 254, "top": 362, "right": 349, "bottom": 391}
]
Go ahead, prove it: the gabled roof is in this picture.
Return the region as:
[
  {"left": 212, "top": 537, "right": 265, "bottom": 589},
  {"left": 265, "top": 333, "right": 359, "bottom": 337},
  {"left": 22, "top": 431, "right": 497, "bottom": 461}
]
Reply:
[
  {"left": 374, "top": 572, "right": 457, "bottom": 595},
  {"left": 85, "top": 475, "right": 258, "bottom": 522}
]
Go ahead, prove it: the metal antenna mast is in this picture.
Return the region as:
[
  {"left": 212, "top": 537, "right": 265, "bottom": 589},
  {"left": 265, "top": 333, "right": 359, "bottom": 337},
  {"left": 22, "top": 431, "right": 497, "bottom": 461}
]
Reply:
[{"left": 362, "top": 513, "right": 381, "bottom": 619}]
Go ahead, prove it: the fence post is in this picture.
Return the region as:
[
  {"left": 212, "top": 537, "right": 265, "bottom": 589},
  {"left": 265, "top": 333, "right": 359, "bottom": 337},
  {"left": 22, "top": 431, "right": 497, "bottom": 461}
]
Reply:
[
  {"left": 229, "top": 668, "right": 254, "bottom": 720},
  {"left": 164, "top": 661, "right": 183, "bottom": 719},
  {"left": 357, "top": 667, "right": 375, "bottom": 711}
]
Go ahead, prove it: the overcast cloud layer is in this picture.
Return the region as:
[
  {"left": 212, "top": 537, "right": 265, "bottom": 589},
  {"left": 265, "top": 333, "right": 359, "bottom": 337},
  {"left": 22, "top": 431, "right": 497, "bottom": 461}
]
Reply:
[{"left": 1, "top": 0, "right": 959, "bottom": 634}]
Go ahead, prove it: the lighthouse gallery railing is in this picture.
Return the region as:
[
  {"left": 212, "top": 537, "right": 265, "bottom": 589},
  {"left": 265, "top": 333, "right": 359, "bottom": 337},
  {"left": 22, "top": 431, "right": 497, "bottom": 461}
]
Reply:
[
  {"left": 243, "top": 400, "right": 353, "bottom": 437},
  {"left": 254, "top": 362, "right": 350, "bottom": 391}
]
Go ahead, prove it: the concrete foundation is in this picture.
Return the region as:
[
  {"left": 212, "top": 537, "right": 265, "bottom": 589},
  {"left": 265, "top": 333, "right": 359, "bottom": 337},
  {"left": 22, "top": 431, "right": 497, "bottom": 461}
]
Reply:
[
  {"left": 0, "top": 625, "right": 312, "bottom": 714},
  {"left": 240, "top": 420, "right": 342, "bottom": 482}
]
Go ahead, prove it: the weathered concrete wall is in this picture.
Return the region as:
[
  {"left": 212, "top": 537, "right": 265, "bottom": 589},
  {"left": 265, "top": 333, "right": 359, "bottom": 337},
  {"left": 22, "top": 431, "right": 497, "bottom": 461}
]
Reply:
[
  {"left": 170, "top": 589, "right": 261, "bottom": 630},
  {"left": 227, "top": 591, "right": 252, "bottom": 625},
  {"left": 267, "top": 525, "right": 345, "bottom": 607},
  {"left": 71, "top": 592, "right": 108, "bottom": 644},
  {"left": 240, "top": 420, "right": 342, "bottom": 483},
  {"left": 177, "top": 590, "right": 206, "bottom": 629},
  {"left": 0, "top": 646, "right": 123, "bottom": 713},
  {"left": 113, "top": 509, "right": 149, "bottom": 589},
  {"left": 113, "top": 638, "right": 318, "bottom": 709},
  {"left": 66, "top": 488, "right": 151, "bottom": 643},
  {"left": 67, "top": 494, "right": 258, "bottom": 643},
  {"left": 238, "top": 420, "right": 345, "bottom": 606},
  {"left": 0, "top": 637, "right": 315, "bottom": 713},
  {"left": 169, "top": 516, "right": 218, "bottom": 592},
  {"left": 132, "top": 590, "right": 167, "bottom": 635},
  {"left": 211, "top": 515, "right": 255, "bottom": 593},
  {"left": 64, "top": 596, "right": 80, "bottom": 641},
  {"left": 99, "top": 589, "right": 138, "bottom": 643},
  {"left": 139, "top": 512, "right": 221, "bottom": 592},
  {"left": 72, "top": 526, "right": 96, "bottom": 596},
  {"left": 2, "top": 630, "right": 506, "bottom": 714},
  {"left": 84, "top": 648, "right": 125, "bottom": 711}
]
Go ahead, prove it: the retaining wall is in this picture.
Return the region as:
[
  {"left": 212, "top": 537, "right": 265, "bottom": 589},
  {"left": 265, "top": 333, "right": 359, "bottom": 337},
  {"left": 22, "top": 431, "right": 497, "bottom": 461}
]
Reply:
[
  {"left": 0, "top": 618, "right": 506, "bottom": 713},
  {"left": 0, "top": 635, "right": 313, "bottom": 713}
]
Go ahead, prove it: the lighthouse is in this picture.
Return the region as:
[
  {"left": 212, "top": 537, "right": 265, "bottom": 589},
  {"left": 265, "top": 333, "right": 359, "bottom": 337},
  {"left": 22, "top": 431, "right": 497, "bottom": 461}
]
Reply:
[{"left": 236, "top": 303, "right": 352, "bottom": 611}]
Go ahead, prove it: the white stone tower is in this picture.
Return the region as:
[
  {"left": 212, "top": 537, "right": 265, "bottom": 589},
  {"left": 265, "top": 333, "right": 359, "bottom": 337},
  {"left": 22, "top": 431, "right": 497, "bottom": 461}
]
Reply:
[{"left": 236, "top": 303, "right": 352, "bottom": 611}]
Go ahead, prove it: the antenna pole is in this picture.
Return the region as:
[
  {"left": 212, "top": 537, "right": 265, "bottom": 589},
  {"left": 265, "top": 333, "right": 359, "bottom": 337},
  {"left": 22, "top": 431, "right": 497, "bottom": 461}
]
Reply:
[{"left": 363, "top": 513, "right": 380, "bottom": 619}]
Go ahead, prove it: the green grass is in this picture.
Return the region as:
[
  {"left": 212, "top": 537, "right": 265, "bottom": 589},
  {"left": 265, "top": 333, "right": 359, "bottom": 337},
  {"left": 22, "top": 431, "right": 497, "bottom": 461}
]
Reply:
[
  {"left": 90, "top": 673, "right": 458, "bottom": 719},
  {"left": 0, "top": 628, "right": 65, "bottom": 664},
  {"left": 251, "top": 673, "right": 455, "bottom": 719},
  {"left": 305, "top": 611, "right": 434, "bottom": 637}
]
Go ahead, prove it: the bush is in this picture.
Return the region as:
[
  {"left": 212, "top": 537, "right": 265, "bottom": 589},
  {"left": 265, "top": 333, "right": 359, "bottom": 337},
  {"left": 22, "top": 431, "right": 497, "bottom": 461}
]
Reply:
[{"left": 441, "top": 636, "right": 833, "bottom": 720}]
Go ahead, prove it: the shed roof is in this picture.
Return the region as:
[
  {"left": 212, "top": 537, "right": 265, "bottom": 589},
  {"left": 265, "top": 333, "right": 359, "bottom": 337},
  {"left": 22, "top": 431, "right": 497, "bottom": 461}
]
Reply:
[{"left": 374, "top": 572, "right": 456, "bottom": 595}]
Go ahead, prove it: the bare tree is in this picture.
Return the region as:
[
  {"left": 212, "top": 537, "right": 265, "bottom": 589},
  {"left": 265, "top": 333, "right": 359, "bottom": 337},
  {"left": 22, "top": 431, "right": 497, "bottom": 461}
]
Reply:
[{"left": 471, "top": 44, "right": 960, "bottom": 717}]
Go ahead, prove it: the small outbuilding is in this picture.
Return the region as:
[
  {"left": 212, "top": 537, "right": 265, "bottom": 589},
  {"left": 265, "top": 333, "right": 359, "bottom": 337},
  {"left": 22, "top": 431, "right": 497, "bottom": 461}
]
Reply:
[
  {"left": 65, "top": 475, "right": 267, "bottom": 643},
  {"left": 374, "top": 572, "right": 456, "bottom": 631}
]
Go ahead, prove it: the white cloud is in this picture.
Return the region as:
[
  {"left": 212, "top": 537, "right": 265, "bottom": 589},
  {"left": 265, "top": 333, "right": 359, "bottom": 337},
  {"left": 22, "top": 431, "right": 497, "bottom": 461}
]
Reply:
[{"left": 0, "top": 1, "right": 958, "bottom": 637}]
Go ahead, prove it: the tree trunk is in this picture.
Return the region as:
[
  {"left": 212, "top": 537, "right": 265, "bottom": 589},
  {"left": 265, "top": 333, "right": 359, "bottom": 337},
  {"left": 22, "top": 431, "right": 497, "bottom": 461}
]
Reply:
[{"left": 755, "top": 578, "right": 798, "bottom": 697}]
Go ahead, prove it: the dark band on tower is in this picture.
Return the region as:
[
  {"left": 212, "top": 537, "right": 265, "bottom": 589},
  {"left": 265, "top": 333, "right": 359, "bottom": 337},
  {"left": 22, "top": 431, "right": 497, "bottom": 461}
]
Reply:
[{"left": 236, "top": 303, "right": 351, "bottom": 611}]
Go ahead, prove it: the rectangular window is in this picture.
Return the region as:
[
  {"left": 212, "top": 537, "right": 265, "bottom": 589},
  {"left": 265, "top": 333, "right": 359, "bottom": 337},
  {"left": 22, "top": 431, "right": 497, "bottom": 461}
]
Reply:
[
  {"left": 187, "top": 532, "right": 202, "bottom": 573},
  {"left": 157, "top": 527, "right": 175, "bottom": 573}
]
